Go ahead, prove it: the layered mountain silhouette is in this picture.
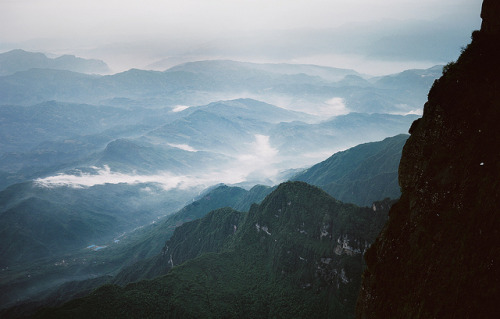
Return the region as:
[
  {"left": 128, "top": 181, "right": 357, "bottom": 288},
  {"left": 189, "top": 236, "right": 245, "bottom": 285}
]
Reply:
[
  {"left": 26, "top": 2, "right": 499, "bottom": 318},
  {"left": 0, "top": 58, "right": 439, "bottom": 115},
  {"left": 0, "top": 136, "right": 402, "bottom": 315},
  {"left": 1, "top": 3, "right": 493, "bottom": 318},
  {"left": 0, "top": 50, "right": 110, "bottom": 76},
  {"left": 0, "top": 97, "right": 417, "bottom": 191}
]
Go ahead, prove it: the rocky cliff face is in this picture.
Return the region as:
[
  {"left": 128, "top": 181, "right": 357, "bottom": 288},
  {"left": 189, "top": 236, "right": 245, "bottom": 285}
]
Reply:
[{"left": 356, "top": 2, "right": 500, "bottom": 318}]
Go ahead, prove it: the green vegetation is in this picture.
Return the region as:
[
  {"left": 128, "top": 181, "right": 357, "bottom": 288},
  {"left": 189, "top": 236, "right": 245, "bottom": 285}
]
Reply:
[
  {"left": 293, "top": 134, "right": 408, "bottom": 206},
  {"left": 0, "top": 42, "right": 449, "bottom": 319},
  {"left": 0, "top": 182, "right": 193, "bottom": 267},
  {"left": 38, "top": 182, "right": 391, "bottom": 318},
  {"left": 0, "top": 183, "right": 273, "bottom": 314},
  {"left": 94, "top": 184, "right": 273, "bottom": 286}
]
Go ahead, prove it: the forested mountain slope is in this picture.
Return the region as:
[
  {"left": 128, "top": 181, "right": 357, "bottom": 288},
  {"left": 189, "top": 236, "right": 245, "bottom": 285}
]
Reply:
[
  {"left": 293, "top": 134, "right": 407, "bottom": 206},
  {"left": 37, "top": 182, "right": 392, "bottom": 318}
]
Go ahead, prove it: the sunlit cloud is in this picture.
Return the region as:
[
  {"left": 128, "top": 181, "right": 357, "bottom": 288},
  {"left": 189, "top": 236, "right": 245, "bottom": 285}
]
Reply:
[
  {"left": 167, "top": 143, "right": 197, "bottom": 152},
  {"left": 404, "top": 109, "right": 423, "bottom": 116},
  {"left": 35, "top": 165, "right": 247, "bottom": 191},
  {"left": 390, "top": 107, "right": 424, "bottom": 116},
  {"left": 267, "top": 97, "right": 349, "bottom": 118},
  {"left": 323, "top": 98, "right": 350, "bottom": 117},
  {"left": 35, "top": 166, "right": 188, "bottom": 190},
  {"left": 171, "top": 105, "right": 190, "bottom": 112},
  {"left": 237, "top": 134, "right": 280, "bottom": 181}
]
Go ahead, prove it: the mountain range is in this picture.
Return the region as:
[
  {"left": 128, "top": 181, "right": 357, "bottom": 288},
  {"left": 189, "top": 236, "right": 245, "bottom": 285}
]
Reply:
[
  {"left": 0, "top": 97, "right": 418, "bottom": 192},
  {"left": 34, "top": 182, "right": 393, "bottom": 319},
  {"left": 0, "top": 50, "right": 420, "bottom": 313},
  {"left": 0, "top": 53, "right": 440, "bottom": 115},
  {"left": 0, "top": 50, "right": 110, "bottom": 76},
  {"left": 0, "top": 134, "right": 405, "bottom": 314},
  {"left": 24, "top": 6, "right": 498, "bottom": 316},
  {"left": 2, "top": 9, "right": 490, "bottom": 317}
]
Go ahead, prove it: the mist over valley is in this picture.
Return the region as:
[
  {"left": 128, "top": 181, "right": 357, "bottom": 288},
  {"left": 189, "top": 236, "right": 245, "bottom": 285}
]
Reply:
[
  {"left": 1, "top": 1, "right": 494, "bottom": 318},
  {"left": 0, "top": 49, "right": 425, "bottom": 314}
]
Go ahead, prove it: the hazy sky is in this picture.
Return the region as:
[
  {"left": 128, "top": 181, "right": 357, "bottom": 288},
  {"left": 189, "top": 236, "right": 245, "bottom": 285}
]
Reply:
[{"left": 1, "top": 0, "right": 483, "bottom": 74}]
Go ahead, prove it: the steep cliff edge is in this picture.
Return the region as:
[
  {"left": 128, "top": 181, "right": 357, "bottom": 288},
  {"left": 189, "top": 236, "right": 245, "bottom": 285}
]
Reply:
[{"left": 356, "top": 2, "right": 500, "bottom": 318}]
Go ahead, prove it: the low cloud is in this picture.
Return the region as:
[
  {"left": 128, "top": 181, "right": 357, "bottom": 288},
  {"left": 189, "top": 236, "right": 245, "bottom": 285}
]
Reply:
[
  {"left": 35, "top": 134, "right": 283, "bottom": 190},
  {"left": 35, "top": 166, "right": 190, "bottom": 190},
  {"left": 403, "top": 109, "right": 423, "bottom": 116},
  {"left": 278, "top": 97, "right": 350, "bottom": 118},
  {"left": 35, "top": 165, "right": 248, "bottom": 191},
  {"left": 171, "top": 105, "right": 190, "bottom": 112},
  {"left": 167, "top": 143, "right": 197, "bottom": 152},
  {"left": 323, "top": 98, "right": 350, "bottom": 117},
  {"left": 237, "top": 134, "right": 280, "bottom": 182}
]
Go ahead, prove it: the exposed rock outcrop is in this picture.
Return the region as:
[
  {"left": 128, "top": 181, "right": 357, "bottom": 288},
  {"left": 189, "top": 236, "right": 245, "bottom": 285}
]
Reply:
[{"left": 356, "top": 1, "right": 500, "bottom": 318}]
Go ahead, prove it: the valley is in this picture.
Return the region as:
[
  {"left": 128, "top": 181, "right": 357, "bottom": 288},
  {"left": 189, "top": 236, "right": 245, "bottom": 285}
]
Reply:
[
  {"left": 0, "top": 51, "right": 430, "bottom": 315},
  {"left": 1, "top": 2, "right": 496, "bottom": 314}
]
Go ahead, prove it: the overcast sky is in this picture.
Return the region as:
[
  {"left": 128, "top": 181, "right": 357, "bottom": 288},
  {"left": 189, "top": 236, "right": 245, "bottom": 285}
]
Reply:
[{"left": 0, "top": 0, "right": 483, "bottom": 74}]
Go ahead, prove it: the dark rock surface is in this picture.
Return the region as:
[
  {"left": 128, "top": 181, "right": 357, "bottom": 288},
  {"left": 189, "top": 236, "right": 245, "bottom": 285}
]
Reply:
[
  {"left": 481, "top": 0, "right": 500, "bottom": 34},
  {"left": 356, "top": 2, "right": 500, "bottom": 318}
]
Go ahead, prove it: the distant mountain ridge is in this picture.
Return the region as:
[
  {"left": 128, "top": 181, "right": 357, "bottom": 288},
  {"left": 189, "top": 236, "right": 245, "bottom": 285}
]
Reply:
[
  {"left": 0, "top": 58, "right": 440, "bottom": 116},
  {"left": 166, "top": 59, "right": 361, "bottom": 82},
  {"left": 293, "top": 134, "right": 408, "bottom": 206},
  {"left": 0, "top": 50, "right": 110, "bottom": 76},
  {"left": 0, "top": 98, "right": 417, "bottom": 192}
]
